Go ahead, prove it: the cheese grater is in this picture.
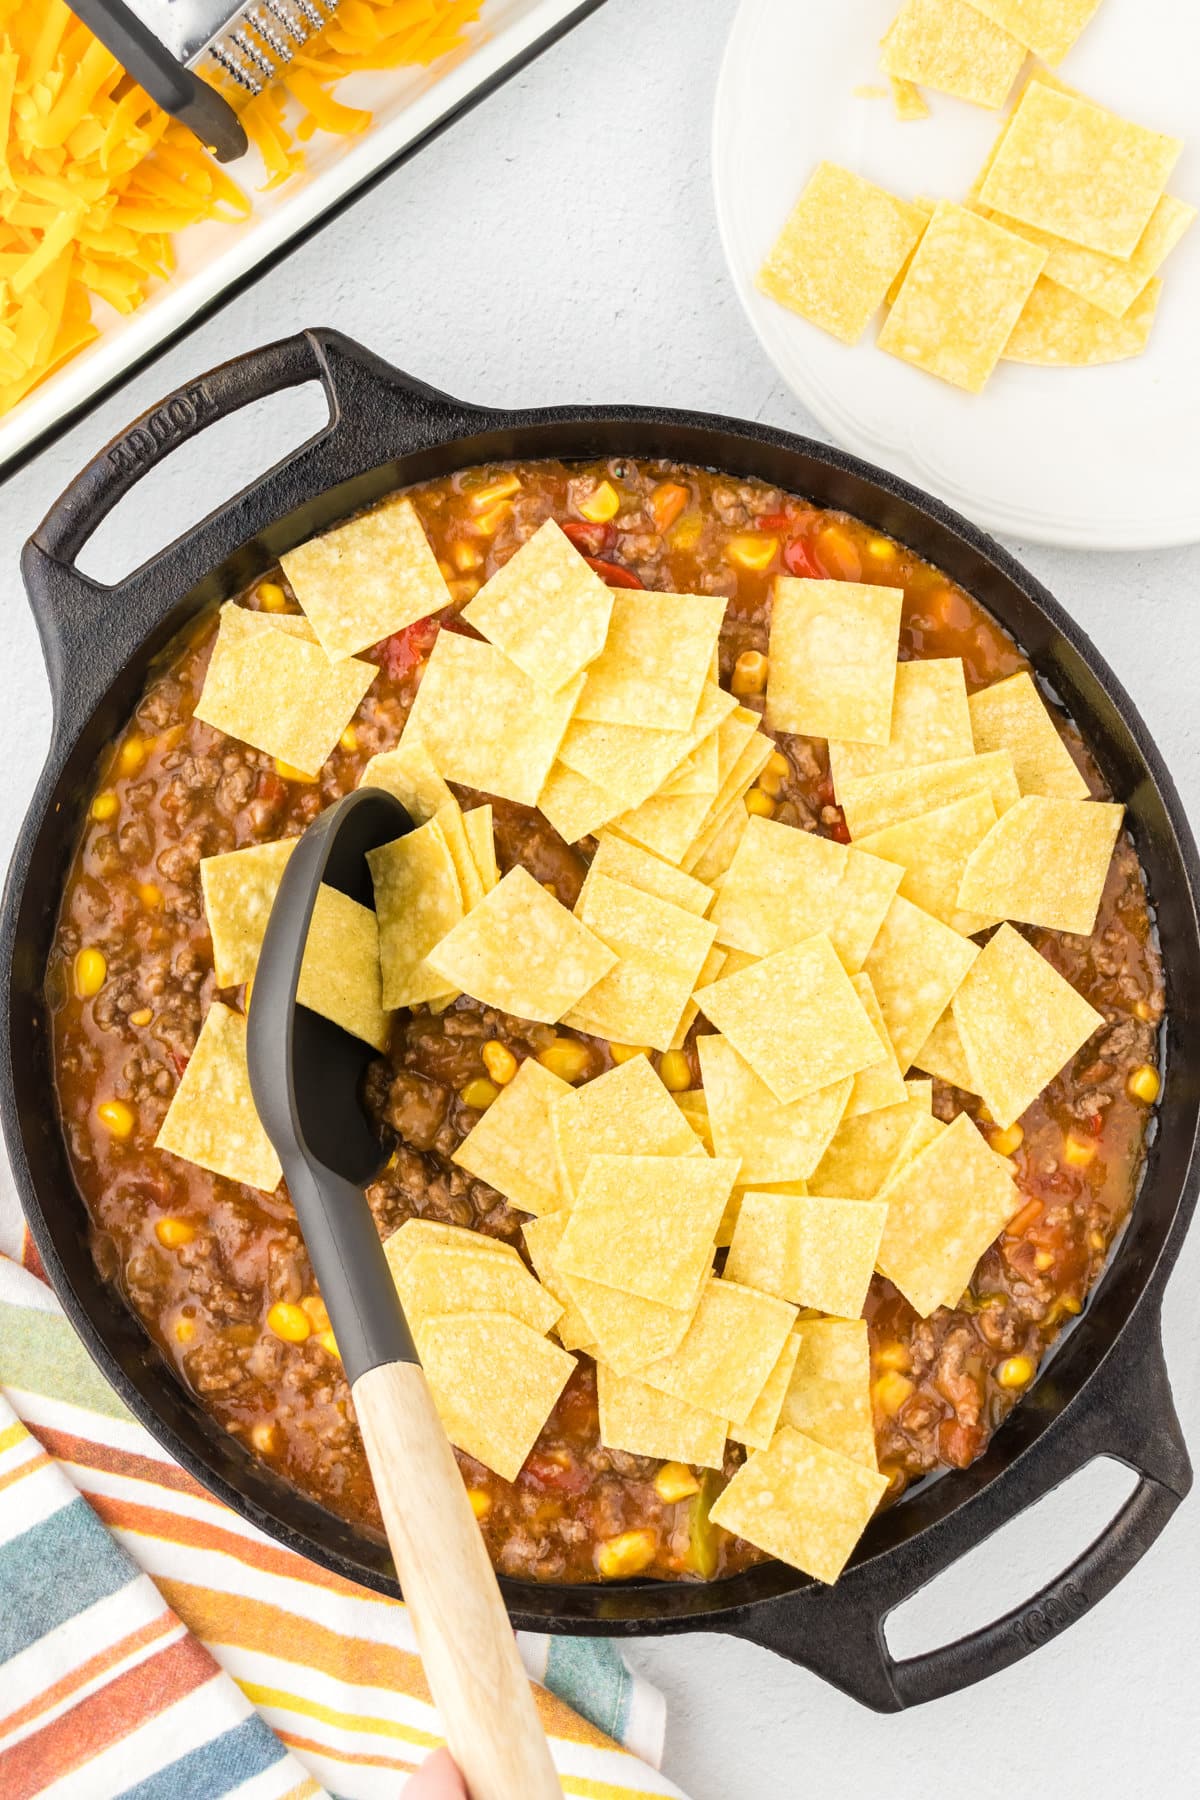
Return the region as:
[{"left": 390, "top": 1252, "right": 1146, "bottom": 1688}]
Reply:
[{"left": 68, "top": 0, "right": 338, "bottom": 162}]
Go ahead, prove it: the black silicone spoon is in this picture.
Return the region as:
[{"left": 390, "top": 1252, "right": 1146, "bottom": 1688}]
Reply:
[{"left": 246, "top": 786, "right": 560, "bottom": 1800}]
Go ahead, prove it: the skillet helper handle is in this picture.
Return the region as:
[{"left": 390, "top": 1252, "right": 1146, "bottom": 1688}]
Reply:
[
  {"left": 727, "top": 1305, "right": 1191, "bottom": 1711},
  {"left": 353, "top": 1363, "right": 563, "bottom": 1800}
]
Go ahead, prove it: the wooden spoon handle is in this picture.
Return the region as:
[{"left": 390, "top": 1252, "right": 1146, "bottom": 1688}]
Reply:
[{"left": 352, "top": 1360, "right": 562, "bottom": 1800}]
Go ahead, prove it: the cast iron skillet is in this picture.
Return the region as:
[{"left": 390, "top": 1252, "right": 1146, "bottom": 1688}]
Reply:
[{"left": 4, "top": 327, "right": 1197, "bottom": 1713}]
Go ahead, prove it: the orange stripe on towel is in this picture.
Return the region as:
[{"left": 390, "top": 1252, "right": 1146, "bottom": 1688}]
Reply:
[{"left": 0, "top": 1612, "right": 178, "bottom": 1738}]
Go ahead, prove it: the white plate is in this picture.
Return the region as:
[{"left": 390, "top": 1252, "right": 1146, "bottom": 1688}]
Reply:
[
  {"left": 712, "top": 0, "right": 1200, "bottom": 549},
  {"left": 0, "top": 0, "right": 601, "bottom": 481}
]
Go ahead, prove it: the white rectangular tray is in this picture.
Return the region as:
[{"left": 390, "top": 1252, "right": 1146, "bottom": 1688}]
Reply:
[{"left": 0, "top": 0, "right": 606, "bottom": 481}]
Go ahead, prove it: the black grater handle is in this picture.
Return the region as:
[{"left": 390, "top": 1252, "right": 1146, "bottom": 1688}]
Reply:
[{"left": 67, "top": 0, "right": 248, "bottom": 160}]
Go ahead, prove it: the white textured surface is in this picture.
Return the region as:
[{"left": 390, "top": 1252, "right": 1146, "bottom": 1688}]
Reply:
[{"left": 0, "top": 0, "right": 1197, "bottom": 1792}]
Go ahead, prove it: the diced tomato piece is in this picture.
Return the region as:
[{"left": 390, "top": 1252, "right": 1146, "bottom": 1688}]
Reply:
[
  {"left": 938, "top": 1418, "right": 983, "bottom": 1468},
  {"left": 1087, "top": 1109, "right": 1105, "bottom": 1136},
  {"left": 562, "top": 519, "right": 614, "bottom": 558},
  {"left": 255, "top": 769, "right": 287, "bottom": 808},
  {"left": 585, "top": 556, "right": 644, "bottom": 589},
  {"left": 375, "top": 615, "right": 440, "bottom": 680},
  {"left": 755, "top": 511, "right": 792, "bottom": 532},
  {"left": 783, "top": 535, "right": 823, "bottom": 579},
  {"left": 828, "top": 816, "right": 851, "bottom": 844},
  {"left": 522, "top": 1452, "right": 592, "bottom": 1496}
]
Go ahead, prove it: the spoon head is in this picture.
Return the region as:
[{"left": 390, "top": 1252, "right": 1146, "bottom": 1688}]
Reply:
[{"left": 247, "top": 786, "right": 413, "bottom": 1186}]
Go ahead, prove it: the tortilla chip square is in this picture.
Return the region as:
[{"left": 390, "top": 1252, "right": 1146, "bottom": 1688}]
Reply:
[
  {"left": 359, "top": 737, "right": 455, "bottom": 824},
  {"left": 660, "top": 726, "right": 720, "bottom": 798},
  {"left": 433, "top": 799, "right": 484, "bottom": 913},
  {"left": 397, "top": 1244, "right": 562, "bottom": 1338},
  {"left": 597, "top": 1363, "right": 728, "bottom": 1470},
  {"left": 581, "top": 831, "right": 713, "bottom": 919},
  {"left": 764, "top": 579, "right": 902, "bottom": 744},
  {"left": 781, "top": 1320, "right": 878, "bottom": 1470},
  {"left": 726, "top": 1190, "right": 888, "bottom": 1319},
  {"left": 992, "top": 193, "right": 1193, "bottom": 319},
  {"left": 612, "top": 695, "right": 743, "bottom": 863},
  {"left": 710, "top": 1426, "right": 887, "bottom": 1583},
  {"left": 428, "top": 865, "right": 616, "bottom": 1024},
  {"left": 978, "top": 83, "right": 1182, "bottom": 259},
  {"left": 559, "top": 680, "right": 733, "bottom": 817},
  {"left": 564, "top": 873, "right": 717, "bottom": 1052},
  {"left": 463, "top": 805, "right": 498, "bottom": 893},
  {"left": 862, "top": 894, "right": 979, "bottom": 1072},
  {"left": 710, "top": 817, "right": 901, "bottom": 971},
  {"left": 195, "top": 606, "right": 376, "bottom": 778},
  {"left": 809, "top": 1097, "right": 943, "bottom": 1199},
  {"left": 461, "top": 519, "right": 613, "bottom": 695},
  {"left": 521, "top": 1214, "right": 596, "bottom": 1352},
  {"left": 757, "top": 162, "right": 926, "bottom": 345},
  {"left": 296, "top": 885, "right": 390, "bottom": 1051},
  {"left": 839, "top": 751, "right": 1021, "bottom": 840},
  {"left": 419, "top": 1312, "right": 575, "bottom": 1483},
  {"left": 855, "top": 791, "right": 1000, "bottom": 935},
  {"left": 697, "top": 1034, "right": 851, "bottom": 1186},
  {"left": 687, "top": 804, "right": 751, "bottom": 887},
  {"left": 452, "top": 1057, "right": 573, "bottom": 1217},
  {"left": 876, "top": 1110, "right": 1019, "bottom": 1315},
  {"left": 905, "top": 1077, "right": 933, "bottom": 1110},
  {"left": 957, "top": 795, "right": 1123, "bottom": 935},
  {"left": 552, "top": 1054, "right": 703, "bottom": 1197},
  {"left": 383, "top": 1219, "right": 522, "bottom": 1283},
  {"left": 968, "top": 0, "right": 1100, "bottom": 62},
  {"left": 1003, "top": 275, "right": 1162, "bottom": 365},
  {"left": 639, "top": 1277, "right": 798, "bottom": 1426},
  {"left": 555, "top": 1153, "right": 738, "bottom": 1309},
  {"left": 829, "top": 657, "right": 974, "bottom": 791},
  {"left": 696, "top": 934, "right": 883, "bottom": 1104},
  {"left": 201, "top": 837, "right": 297, "bottom": 988},
  {"left": 913, "top": 1005, "right": 978, "bottom": 1093},
  {"left": 368, "top": 816, "right": 463, "bottom": 1009},
  {"left": 730, "top": 1330, "right": 804, "bottom": 1452},
  {"left": 881, "top": 0, "right": 1026, "bottom": 108},
  {"left": 561, "top": 1264, "right": 702, "bottom": 1375},
  {"left": 575, "top": 591, "right": 727, "bottom": 731},
  {"left": 967, "top": 672, "right": 1088, "bottom": 800},
  {"left": 536, "top": 761, "right": 619, "bottom": 845},
  {"left": 844, "top": 972, "right": 909, "bottom": 1117},
  {"left": 403, "top": 630, "right": 582, "bottom": 808},
  {"left": 280, "top": 496, "right": 451, "bottom": 662},
  {"left": 879, "top": 202, "right": 1046, "bottom": 393},
  {"left": 680, "top": 731, "right": 775, "bottom": 876},
  {"left": 951, "top": 922, "right": 1104, "bottom": 1128},
  {"left": 155, "top": 1001, "right": 280, "bottom": 1192},
  {"left": 670, "top": 943, "right": 726, "bottom": 1051}
]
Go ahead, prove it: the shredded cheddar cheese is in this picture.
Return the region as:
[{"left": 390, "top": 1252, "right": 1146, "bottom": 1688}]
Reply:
[{"left": 0, "top": 0, "right": 484, "bottom": 417}]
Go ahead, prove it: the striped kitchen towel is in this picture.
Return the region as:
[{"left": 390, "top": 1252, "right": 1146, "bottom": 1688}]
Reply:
[{"left": 0, "top": 1238, "right": 683, "bottom": 1800}]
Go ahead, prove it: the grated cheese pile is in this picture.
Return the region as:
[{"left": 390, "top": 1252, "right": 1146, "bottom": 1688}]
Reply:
[{"left": 0, "top": 0, "right": 483, "bottom": 417}]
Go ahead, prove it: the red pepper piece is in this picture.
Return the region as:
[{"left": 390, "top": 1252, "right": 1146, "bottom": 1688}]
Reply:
[
  {"left": 783, "top": 535, "right": 822, "bottom": 578},
  {"left": 584, "top": 556, "right": 645, "bottom": 589},
  {"left": 562, "top": 519, "right": 615, "bottom": 557}
]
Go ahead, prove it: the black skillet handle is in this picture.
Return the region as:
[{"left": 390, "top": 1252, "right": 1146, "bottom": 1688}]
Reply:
[
  {"left": 725, "top": 1303, "right": 1191, "bottom": 1711},
  {"left": 21, "top": 327, "right": 486, "bottom": 736}
]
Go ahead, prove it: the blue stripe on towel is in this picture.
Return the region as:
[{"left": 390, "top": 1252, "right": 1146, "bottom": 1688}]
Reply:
[
  {"left": 0, "top": 1494, "right": 138, "bottom": 1659},
  {"left": 114, "top": 1716, "right": 288, "bottom": 1800}
]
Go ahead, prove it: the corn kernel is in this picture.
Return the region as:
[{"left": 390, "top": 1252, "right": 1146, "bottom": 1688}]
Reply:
[
  {"left": 866, "top": 536, "right": 896, "bottom": 561},
  {"left": 976, "top": 1103, "right": 994, "bottom": 1125},
  {"left": 1134, "top": 998, "right": 1156, "bottom": 1022},
  {"left": 875, "top": 1340, "right": 911, "bottom": 1373},
  {"left": 155, "top": 1217, "right": 195, "bottom": 1249},
  {"left": 1128, "top": 1064, "right": 1160, "bottom": 1104},
  {"left": 448, "top": 576, "right": 481, "bottom": 605},
  {"left": 317, "top": 1329, "right": 339, "bottom": 1358},
  {"left": 97, "top": 1099, "right": 134, "bottom": 1138},
  {"left": 766, "top": 749, "right": 789, "bottom": 780},
  {"left": 257, "top": 581, "right": 288, "bottom": 612},
  {"left": 659, "top": 1050, "right": 692, "bottom": 1092},
  {"left": 482, "top": 1040, "right": 518, "bottom": 1085},
  {"left": 117, "top": 736, "right": 146, "bottom": 776},
  {"left": 1034, "top": 1249, "right": 1055, "bottom": 1271},
  {"left": 757, "top": 762, "right": 786, "bottom": 798},
  {"left": 1089, "top": 1229, "right": 1106, "bottom": 1251},
  {"left": 74, "top": 947, "right": 107, "bottom": 998},
  {"left": 667, "top": 512, "right": 703, "bottom": 552},
  {"left": 731, "top": 650, "right": 768, "bottom": 696},
  {"left": 471, "top": 503, "right": 510, "bottom": 537},
  {"left": 745, "top": 788, "right": 775, "bottom": 818},
  {"left": 725, "top": 533, "right": 779, "bottom": 573},
  {"left": 1048, "top": 1294, "right": 1083, "bottom": 1323},
  {"left": 654, "top": 1462, "right": 701, "bottom": 1502},
  {"left": 138, "top": 883, "right": 162, "bottom": 910},
  {"left": 340, "top": 725, "right": 359, "bottom": 753},
  {"left": 873, "top": 1370, "right": 914, "bottom": 1416},
  {"left": 609, "top": 1043, "right": 650, "bottom": 1064},
  {"left": 91, "top": 790, "right": 119, "bottom": 822},
  {"left": 988, "top": 1122, "right": 1024, "bottom": 1157},
  {"left": 451, "top": 538, "right": 482, "bottom": 572},
  {"left": 250, "top": 1421, "right": 278, "bottom": 1453},
  {"left": 267, "top": 1302, "right": 311, "bottom": 1343},
  {"left": 460, "top": 1077, "right": 499, "bottom": 1111},
  {"left": 998, "top": 1355, "right": 1035, "bottom": 1389},
  {"left": 538, "top": 1038, "right": 591, "bottom": 1083},
  {"left": 467, "top": 1487, "right": 492, "bottom": 1518},
  {"left": 130, "top": 1008, "right": 153, "bottom": 1026},
  {"left": 1063, "top": 1133, "right": 1097, "bottom": 1168},
  {"left": 579, "top": 480, "right": 621, "bottom": 524},
  {"left": 175, "top": 1316, "right": 196, "bottom": 1344},
  {"left": 470, "top": 474, "right": 521, "bottom": 511},
  {"left": 275, "top": 759, "right": 313, "bottom": 782},
  {"left": 596, "top": 1528, "right": 657, "bottom": 1579},
  {"left": 301, "top": 1294, "right": 331, "bottom": 1332}
]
